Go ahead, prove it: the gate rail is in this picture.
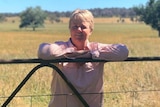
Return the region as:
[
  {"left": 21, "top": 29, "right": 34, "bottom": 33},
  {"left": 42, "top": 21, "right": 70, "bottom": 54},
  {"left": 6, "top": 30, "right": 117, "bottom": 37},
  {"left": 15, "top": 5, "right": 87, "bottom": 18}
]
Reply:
[
  {"left": 0, "top": 57, "right": 160, "bottom": 107},
  {"left": 1, "top": 57, "right": 160, "bottom": 64}
]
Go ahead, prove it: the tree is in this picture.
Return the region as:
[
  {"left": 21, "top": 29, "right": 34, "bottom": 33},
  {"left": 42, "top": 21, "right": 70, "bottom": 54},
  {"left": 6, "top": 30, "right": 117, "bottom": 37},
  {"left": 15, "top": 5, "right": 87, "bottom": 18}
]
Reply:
[
  {"left": 133, "top": 0, "right": 160, "bottom": 37},
  {"left": 19, "top": 6, "right": 46, "bottom": 31},
  {"left": 48, "top": 14, "right": 61, "bottom": 23},
  {"left": 0, "top": 14, "right": 6, "bottom": 22}
]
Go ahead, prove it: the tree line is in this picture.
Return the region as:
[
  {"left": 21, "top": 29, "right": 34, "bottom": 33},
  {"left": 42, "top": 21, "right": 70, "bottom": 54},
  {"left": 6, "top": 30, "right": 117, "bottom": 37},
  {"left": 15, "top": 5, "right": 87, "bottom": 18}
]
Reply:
[
  {"left": 44, "top": 7, "right": 136, "bottom": 18},
  {"left": 0, "top": 7, "right": 136, "bottom": 18},
  {"left": 0, "top": 7, "right": 138, "bottom": 31}
]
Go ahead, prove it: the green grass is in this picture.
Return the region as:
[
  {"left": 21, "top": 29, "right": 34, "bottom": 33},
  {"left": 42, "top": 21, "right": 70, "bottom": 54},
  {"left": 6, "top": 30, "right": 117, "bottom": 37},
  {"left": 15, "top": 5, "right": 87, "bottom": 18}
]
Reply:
[{"left": 0, "top": 20, "right": 160, "bottom": 107}]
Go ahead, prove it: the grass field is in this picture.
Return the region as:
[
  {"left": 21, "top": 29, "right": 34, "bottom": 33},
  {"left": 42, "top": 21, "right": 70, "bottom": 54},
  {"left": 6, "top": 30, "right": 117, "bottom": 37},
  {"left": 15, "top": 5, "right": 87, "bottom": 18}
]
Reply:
[{"left": 0, "top": 18, "right": 160, "bottom": 107}]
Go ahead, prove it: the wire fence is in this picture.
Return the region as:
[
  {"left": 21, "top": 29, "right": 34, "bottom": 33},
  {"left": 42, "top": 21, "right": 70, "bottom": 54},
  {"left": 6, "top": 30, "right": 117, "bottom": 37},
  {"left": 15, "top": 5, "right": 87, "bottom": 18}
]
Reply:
[{"left": 0, "top": 57, "right": 160, "bottom": 107}]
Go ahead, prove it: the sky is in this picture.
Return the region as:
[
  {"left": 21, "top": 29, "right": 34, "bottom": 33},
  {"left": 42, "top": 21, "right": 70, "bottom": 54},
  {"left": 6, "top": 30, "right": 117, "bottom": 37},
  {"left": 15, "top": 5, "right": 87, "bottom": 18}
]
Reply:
[{"left": 0, "top": 0, "right": 148, "bottom": 13}]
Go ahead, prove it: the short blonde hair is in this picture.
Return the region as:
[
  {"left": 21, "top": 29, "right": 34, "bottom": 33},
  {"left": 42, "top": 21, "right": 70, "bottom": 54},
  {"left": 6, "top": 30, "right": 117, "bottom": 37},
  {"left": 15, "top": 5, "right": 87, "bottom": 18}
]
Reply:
[{"left": 69, "top": 9, "right": 94, "bottom": 31}]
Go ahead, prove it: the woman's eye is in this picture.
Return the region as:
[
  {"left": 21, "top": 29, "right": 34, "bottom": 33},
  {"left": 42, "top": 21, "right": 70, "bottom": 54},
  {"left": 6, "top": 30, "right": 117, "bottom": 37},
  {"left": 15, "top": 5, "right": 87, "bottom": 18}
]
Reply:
[
  {"left": 81, "top": 26, "right": 87, "bottom": 29},
  {"left": 72, "top": 26, "right": 87, "bottom": 30}
]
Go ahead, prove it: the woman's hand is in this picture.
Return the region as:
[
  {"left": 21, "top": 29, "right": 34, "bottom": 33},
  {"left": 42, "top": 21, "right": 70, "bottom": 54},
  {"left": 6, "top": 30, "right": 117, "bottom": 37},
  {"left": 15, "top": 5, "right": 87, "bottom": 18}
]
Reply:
[{"left": 64, "top": 50, "right": 91, "bottom": 59}]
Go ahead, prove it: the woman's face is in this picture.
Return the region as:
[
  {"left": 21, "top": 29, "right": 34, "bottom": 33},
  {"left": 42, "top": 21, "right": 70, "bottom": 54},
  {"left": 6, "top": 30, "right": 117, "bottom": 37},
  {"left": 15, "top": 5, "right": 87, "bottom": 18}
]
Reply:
[{"left": 70, "top": 21, "right": 92, "bottom": 44}]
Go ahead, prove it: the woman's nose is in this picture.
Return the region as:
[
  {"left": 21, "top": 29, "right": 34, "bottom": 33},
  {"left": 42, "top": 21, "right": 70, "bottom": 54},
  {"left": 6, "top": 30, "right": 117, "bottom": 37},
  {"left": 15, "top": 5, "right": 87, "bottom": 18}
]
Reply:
[{"left": 77, "top": 27, "right": 82, "bottom": 31}]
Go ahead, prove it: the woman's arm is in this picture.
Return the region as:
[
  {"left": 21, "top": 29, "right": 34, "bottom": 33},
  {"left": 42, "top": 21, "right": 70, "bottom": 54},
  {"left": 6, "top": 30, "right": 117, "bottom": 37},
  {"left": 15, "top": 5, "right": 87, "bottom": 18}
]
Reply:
[
  {"left": 91, "top": 43, "right": 129, "bottom": 61},
  {"left": 38, "top": 43, "right": 91, "bottom": 60},
  {"left": 38, "top": 43, "right": 67, "bottom": 59}
]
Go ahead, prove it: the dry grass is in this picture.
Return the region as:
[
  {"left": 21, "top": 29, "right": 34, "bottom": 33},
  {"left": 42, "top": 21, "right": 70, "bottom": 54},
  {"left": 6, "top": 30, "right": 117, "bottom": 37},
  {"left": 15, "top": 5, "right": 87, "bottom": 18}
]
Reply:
[{"left": 0, "top": 18, "right": 160, "bottom": 107}]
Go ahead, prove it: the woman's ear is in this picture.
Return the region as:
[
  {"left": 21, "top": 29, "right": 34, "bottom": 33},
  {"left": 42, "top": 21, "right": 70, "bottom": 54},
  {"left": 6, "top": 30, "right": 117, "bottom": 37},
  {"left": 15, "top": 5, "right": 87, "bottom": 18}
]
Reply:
[
  {"left": 89, "top": 30, "right": 93, "bottom": 36},
  {"left": 90, "top": 28, "right": 93, "bottom": 34}
]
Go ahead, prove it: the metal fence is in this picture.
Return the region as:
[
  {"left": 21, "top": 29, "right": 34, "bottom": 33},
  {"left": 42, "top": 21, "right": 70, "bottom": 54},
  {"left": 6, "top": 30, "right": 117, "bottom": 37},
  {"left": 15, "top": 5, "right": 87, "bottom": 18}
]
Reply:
[{"left": 0, "top": 57, "right": 160, "bottom": 107}]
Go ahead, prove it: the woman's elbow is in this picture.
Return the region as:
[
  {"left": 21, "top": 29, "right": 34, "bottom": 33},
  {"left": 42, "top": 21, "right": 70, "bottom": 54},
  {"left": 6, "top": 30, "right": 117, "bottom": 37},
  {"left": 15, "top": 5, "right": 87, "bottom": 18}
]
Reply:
[
  {"left": 37, "top": 43, "right": 52, "bottom": 59},
  {"left": 118, "top": 45, "right": 129, "bottom": 60}
]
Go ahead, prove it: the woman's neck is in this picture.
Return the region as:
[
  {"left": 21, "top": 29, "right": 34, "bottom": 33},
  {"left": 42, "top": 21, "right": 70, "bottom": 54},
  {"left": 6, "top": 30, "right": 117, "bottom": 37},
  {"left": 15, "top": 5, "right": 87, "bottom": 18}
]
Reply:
[{"left": 70, "top": 38, "right": 89, "bottom": 50}]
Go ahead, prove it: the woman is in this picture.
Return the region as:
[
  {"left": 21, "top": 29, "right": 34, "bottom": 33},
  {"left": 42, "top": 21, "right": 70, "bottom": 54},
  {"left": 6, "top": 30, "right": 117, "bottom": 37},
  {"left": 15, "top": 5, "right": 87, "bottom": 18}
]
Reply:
[{"left": 38, "top": 9, "right": 129, "bottom": 107}]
